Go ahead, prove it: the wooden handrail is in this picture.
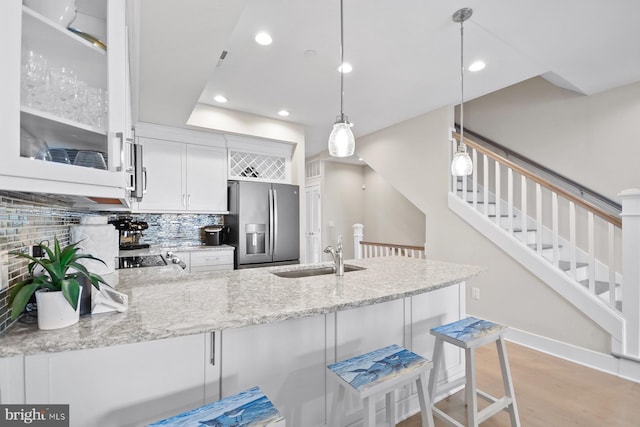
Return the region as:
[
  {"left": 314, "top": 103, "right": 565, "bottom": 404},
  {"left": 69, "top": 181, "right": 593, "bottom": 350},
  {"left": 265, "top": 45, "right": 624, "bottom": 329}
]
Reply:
[
  {"left": 454, "top": 133, "right": 622, "bottom": 228},
  {"left": 360, "top": 241, "right": 425, "bottom": 251}
]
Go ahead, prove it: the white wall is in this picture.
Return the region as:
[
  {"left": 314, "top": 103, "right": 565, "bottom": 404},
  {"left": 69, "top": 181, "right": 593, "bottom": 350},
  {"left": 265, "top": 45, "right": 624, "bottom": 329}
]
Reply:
[
  {"left": 357, "top": 105, "right": 610, "bottom": 353},
  {"left": 362, "top": 166, "right": 425, "bottom": 247},
  {"left": 321, "top": 162, "right": 364, "bottom": 260},
  {"left": 462, "top": 77, "right": 640, "bottom": 202}
]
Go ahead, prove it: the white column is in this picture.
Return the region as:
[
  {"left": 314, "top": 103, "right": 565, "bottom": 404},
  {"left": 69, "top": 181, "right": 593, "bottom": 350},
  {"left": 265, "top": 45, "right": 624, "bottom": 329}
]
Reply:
[
  {"left": 620, "top": 188, "right": 640, "bottom": 357},
  {"left": 353, "top": 223, "right": 364, "bottom": 260}
]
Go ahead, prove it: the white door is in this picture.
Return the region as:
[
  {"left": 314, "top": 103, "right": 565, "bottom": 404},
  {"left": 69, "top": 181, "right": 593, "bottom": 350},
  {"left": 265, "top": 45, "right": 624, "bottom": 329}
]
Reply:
[{"left": 305, "top": 184, "right": 321, "bottom": 263}]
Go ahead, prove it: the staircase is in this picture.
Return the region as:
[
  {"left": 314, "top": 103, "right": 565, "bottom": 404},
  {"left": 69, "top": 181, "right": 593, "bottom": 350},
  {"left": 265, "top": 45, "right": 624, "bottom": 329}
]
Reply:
[{"left": 447, "top": 130, "right": 627, "bottom": 353}]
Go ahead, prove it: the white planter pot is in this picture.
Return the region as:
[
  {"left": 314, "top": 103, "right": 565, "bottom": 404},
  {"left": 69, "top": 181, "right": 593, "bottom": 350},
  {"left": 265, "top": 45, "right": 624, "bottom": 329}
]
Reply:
[{"left": 35, "top": 287, "right": 82, "bottom": 330}]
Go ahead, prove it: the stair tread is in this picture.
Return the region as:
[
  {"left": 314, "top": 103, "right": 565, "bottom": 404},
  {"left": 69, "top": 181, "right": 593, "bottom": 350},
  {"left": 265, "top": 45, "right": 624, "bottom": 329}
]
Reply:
[
  {"left": 528, "top": 243, "right": 553, "bottom": 250},
  {"left": 579, "top": 279, "right": 620, "bottom": 296},
  {"left": 558, "top": 260, "right": 589, "bottom": 271}
]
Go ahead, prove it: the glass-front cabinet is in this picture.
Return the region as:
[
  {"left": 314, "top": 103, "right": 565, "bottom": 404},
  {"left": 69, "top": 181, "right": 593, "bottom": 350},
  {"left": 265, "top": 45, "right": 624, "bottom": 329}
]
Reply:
[{"left": 0, "top": 0, "right": 132, "bottom": 202}]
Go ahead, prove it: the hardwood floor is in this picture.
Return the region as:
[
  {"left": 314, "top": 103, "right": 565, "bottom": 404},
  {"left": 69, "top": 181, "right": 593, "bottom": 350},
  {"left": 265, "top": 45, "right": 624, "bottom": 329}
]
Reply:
[{"left": 398, "top": 342, "right": 640, "bottom": 427}]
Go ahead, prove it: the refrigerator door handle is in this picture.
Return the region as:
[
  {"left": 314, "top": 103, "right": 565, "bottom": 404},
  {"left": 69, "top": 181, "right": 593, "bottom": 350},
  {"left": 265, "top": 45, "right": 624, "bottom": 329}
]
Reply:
[
  {"left": 268, "top": 188, "right": 274, "bottom": 255},
  {"left": 273, "top": 189, "right": 278, "bottom": 255}
]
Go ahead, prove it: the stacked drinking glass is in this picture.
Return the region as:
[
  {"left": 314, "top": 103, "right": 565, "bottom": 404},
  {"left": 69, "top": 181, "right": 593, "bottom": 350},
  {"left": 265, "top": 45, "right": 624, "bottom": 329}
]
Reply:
[{"left": 21, "top": 49, "right": 108, "bottom": 130}]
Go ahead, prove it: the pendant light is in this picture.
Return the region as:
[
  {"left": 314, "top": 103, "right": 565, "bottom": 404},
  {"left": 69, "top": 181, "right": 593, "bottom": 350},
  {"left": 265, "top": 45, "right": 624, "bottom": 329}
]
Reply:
[
  {"left": 450, "top": 8, "right": 473, "bottom": 176},
  {"left": 328, "top": 0, "right": 355, "bottom": 157}
]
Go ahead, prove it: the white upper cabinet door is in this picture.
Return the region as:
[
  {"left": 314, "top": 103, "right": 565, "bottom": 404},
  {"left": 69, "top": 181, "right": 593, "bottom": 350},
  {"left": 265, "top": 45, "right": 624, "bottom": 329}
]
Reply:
[
  {"left": 134, "top": 137, "right": 228, "bottom": 213},
  {"left": 0, "top": 0, "right": 130, "bottom": 199},
  {"left": 186, "top": 145, "right": 227, "bottom": 212},
  {"left": 136, "top": 137, "right": 185, "bottom": 211}
]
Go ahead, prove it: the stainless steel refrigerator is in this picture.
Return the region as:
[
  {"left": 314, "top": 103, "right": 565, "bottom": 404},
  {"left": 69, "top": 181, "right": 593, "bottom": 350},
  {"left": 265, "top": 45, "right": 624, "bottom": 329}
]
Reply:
[{"left": 227, "top": 180, "right": 300, "bottom": 268}]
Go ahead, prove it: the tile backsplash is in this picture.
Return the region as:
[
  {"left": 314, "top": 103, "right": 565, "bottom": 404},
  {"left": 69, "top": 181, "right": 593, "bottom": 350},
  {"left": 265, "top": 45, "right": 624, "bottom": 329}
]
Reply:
[
  {"left": 0, "top": 191, "right": 225, "bottom": 335},
  {"left": 111, "top": 213, "right": 223, "bottom": 247},
  {"left": 0, "top": 192, "right": 85, "bottom": 334}
]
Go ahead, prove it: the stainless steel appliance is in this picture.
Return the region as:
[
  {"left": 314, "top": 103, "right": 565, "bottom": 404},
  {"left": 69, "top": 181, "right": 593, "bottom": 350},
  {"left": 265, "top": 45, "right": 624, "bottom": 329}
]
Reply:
[
  {"left": 116, "top": 252, "right": 187, "bottom": 270},
  {"left": 117, "top": 254, "right": 166, "bottom": 269},
  {"left": 109, "top": 217, "right": 150, "bottom": 250},
  {"left": 227, "top": 180, "right": 300, "bottom": 268},
  {"left": 203, "top": 225, "right": 229, "bottom": 246}
]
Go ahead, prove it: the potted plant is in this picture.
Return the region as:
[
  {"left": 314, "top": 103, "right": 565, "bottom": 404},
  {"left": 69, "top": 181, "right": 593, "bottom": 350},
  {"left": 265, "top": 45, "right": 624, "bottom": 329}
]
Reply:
[{"left": 9, "top": 237, "right": 108, "bottom": 330}]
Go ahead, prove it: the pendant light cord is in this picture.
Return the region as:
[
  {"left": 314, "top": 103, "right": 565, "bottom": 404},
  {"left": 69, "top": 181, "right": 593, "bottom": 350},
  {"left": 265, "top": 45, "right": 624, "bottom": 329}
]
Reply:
[
  {"left": 459, "top": 18, "right": 465, "bottom": 152},
  {"left": 339, "top": 0, "right": 345, "bottom": 121}
]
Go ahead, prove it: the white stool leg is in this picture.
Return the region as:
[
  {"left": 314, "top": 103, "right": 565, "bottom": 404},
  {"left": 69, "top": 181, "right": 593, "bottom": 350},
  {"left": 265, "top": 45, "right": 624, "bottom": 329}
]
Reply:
[
  {"left": 497, "top": 337, "right": 521, "bottom": 427},
  {"left": 330, "top": 384, "right": 345, "bottom": 427},
  {"left": 416, "top": 371, "right": 435, "bottom": 427},
  {"left": 428, "top": 337, "right": 444, "bottom": 403},
  {"left": 363, "top": 396, "right": 376, "bottom": 427},
  {"left": 385, "top": 389, "right": 396, "bottom": 426},
  {"left": 465, "top": 348, "right": 479, "bottom": 427}
]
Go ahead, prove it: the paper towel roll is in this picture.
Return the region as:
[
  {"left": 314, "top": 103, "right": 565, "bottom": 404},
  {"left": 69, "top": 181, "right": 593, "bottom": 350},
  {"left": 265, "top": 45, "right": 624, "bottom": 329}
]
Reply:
[{"left": 70, "top": 218, "right": 118, "bottom": 275}]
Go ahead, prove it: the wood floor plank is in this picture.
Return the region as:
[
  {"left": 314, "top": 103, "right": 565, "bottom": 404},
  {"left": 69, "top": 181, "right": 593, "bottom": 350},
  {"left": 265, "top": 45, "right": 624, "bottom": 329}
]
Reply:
[{"left": 398, "top": 342, "right": 639, "bottom": 427}]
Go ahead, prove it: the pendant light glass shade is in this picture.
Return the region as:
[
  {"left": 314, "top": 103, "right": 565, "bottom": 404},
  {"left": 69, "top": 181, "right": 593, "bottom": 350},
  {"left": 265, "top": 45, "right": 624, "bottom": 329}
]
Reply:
[
  {"left": 451, "top": 148, "right": 473, "bottom": 176},
  {"left": 450, "top": 8, "right": 473, "bottom": 176},
  {"left": 328, "top": 116, "right": 355, "bottom": 157},
  {"left": 328, "top": 0, "right": 355, "bottom": 157}
]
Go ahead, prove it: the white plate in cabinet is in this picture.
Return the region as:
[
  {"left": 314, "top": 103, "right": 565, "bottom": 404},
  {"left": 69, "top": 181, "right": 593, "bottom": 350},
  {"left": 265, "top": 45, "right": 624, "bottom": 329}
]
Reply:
[{"left": 190, "top": 250, "right": 234, "bottom": 273}]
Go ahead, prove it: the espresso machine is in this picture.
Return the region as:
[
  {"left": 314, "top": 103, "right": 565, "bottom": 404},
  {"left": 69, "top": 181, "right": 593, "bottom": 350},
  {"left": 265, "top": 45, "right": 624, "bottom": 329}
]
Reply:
[{"left": 108, "top": 217, "right": 150, "bottom": 250}]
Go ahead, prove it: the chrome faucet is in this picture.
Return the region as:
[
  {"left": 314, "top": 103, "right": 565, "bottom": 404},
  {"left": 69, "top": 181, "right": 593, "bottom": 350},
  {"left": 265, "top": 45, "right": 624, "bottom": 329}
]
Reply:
[{"left": 324, "top": 235, "right": 345, "bottom": 276}]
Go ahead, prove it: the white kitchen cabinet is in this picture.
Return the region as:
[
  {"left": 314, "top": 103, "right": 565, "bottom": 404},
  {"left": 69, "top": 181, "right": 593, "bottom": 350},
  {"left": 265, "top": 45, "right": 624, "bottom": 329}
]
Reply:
[
  {"left": 410, "top": 283, "right": 466, "bottom": 387},
  {"left": 23, "top": 333, "right": 220, "bottom": 427},
  {"left": 0, "top": 355, "right": 25, "bottom": 404},
  {"left": 221, "top": 315, "right": 327, "bottom": 427},
  {"left": 0, "top": 0, "right": 132, "bottom": 201},
  {"left": 190, "top": 248, "right": 234, "bottom": 273},
  {"left": 136, "top": 137, "right": 227, "bottom": 213}
]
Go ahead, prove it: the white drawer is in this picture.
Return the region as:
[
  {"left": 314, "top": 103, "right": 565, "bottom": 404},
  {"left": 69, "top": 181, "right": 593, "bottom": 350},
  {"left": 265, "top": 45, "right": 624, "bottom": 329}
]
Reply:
[
  {"left": 191, "top": 264, "right": 233, "bottom": 274},
  {"left": 190, "top": 250, "right": 234, "bottom": 267}
]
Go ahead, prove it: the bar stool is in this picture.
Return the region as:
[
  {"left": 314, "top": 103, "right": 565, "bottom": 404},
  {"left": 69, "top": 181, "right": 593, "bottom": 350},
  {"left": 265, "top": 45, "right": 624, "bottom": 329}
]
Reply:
[
  {"left": 428, "top": 317, "right": 520, "bottom": 427},
  {"left": 146, "top": 386, "right": 285, "bottom": 426},
  {"left": 327, "top": 344, "right": 434, "bottom": 427}
]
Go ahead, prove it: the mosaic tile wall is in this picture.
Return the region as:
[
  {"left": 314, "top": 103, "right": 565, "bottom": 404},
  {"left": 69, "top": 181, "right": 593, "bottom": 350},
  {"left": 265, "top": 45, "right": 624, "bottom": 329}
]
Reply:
[
  {"left": 108, "top": 213, "right": 224, "bottom": 247},
  {"left": 0, "top": 192, "right": 85, "bottom": 334},
  {"left": 0, "top": 192, "right": 225, "bottom": 335}
]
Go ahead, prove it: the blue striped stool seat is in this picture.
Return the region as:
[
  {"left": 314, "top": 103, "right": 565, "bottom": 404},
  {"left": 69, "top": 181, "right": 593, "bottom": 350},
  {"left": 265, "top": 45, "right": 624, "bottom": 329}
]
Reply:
[
  {"left": 428, "top": 317, "right": 520, "bottom": 427},
  {"left": 327, "top": 344, "right": 434, "bottom": 427},
  {"left": 147, "top": 386, "right": 285, "bottom": 427}
]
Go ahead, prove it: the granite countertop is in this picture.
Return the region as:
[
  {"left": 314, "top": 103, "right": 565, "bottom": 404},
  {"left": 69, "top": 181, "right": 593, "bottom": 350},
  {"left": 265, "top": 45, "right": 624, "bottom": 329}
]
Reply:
[{"left": 0, "top": 256, "right": 484, "bottom": 357}]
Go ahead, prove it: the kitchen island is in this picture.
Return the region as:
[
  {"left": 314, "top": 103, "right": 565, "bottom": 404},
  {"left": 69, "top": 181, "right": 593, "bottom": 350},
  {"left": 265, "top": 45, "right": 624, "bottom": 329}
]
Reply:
[{"left": 0, "top": 256, "right": 483, "bottom": 426}]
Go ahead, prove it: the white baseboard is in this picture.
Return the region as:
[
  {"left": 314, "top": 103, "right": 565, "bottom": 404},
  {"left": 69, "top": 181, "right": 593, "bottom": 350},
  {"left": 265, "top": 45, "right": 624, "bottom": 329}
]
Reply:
[{"left": 506, "top": 327, "right": 640, "bottom": 384}]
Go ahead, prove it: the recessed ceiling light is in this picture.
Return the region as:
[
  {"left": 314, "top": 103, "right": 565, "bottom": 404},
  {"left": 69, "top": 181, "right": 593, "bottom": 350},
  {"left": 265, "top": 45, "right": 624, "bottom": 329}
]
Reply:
[
  {"left": 278, "top": 110, "right": 290, "bottom": 117},
  {"left": 338, "top": 62, "right": 352, "bottom": 73},
  {"left": 469, "top": 61, "right": 486, "bottom": 72},
  {"left": 255, "top": 32, "right": 272, "bottom": 46},
  {"left": 213, "top": 95, "right": 228, "bottom": 103}
]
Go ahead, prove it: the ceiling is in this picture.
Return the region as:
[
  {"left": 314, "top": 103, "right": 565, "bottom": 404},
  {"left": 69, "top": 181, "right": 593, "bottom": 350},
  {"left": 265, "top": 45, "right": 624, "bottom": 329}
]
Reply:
[{"left": 134, "top": 0, "right": 640, "bottom": 159}]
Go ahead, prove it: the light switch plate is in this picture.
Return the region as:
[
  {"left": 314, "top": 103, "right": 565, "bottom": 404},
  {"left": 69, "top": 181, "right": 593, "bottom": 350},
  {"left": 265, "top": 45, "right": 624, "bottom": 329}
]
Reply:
[
  {"left": 471, "top": 287, "right": 480, "bottom": 300},
  {"left": 0, "top": 251, "right": 7, "bottom": 291}
]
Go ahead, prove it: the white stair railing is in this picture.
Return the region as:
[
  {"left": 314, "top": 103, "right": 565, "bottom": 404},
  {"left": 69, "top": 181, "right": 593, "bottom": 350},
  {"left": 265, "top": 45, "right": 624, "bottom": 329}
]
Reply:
[
  {"left": 451, "top": 132, "right": 622, "bottom": 313},
  {"left": 353, "top": 224, "right": 426, "bottom": 260},
  {"left": 448, "top": 132, "right": 640, "bottom": 357}
]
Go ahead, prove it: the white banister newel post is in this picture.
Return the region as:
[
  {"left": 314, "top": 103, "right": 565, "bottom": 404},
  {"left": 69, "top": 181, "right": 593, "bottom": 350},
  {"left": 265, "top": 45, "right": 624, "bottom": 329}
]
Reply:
[
  {"left": 619, "top": 188, "right": 640, "bottom": 357},
  {"left": 353, "top": 223, "right": 364, "bottom": 260}
]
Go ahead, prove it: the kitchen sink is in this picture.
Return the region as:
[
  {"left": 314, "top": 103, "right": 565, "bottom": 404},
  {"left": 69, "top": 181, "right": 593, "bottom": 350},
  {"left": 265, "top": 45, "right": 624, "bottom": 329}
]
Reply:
[{"left": 271, "top": 264, "right": 366, "bottom": 278}]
